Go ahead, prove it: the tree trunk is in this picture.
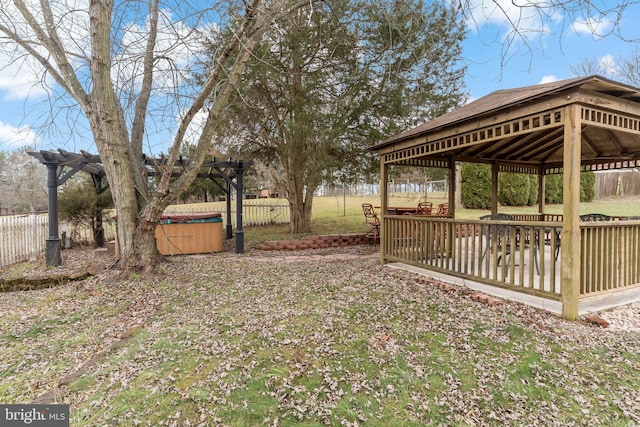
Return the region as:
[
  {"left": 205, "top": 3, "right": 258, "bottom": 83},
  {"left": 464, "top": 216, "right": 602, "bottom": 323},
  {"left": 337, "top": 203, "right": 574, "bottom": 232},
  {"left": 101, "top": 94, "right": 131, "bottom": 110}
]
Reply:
[
  {"left": 94, "top": 208, "right": 105, "bottom": 248},
  {"left": 287, "top": 178, "right": 316, "bottom": 234}
]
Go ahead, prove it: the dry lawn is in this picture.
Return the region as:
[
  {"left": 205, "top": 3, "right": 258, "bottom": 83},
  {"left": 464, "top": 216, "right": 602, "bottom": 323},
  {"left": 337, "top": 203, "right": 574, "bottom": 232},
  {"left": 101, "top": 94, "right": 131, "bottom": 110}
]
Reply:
[{"left": 1, "top": 246, "right": 639, "bottom": 426}]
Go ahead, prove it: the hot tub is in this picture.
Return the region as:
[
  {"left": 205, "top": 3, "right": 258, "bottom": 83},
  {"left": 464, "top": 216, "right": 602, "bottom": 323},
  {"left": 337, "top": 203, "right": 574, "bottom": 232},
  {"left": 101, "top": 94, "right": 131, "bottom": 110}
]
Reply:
[{"left": 155, "top": 212, "right": 223, "bottom": 255}]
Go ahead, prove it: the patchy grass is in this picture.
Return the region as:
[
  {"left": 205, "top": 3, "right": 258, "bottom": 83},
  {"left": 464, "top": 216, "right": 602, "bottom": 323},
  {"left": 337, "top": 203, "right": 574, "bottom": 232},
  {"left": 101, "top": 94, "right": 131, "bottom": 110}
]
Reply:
[{"left": 1, "top": 252, "right": 639, "bottom": 425}]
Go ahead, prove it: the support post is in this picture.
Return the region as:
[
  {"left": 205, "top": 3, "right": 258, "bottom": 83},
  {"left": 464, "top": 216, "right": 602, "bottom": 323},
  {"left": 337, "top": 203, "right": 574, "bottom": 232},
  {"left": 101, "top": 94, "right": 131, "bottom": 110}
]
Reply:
[
  {"left": 380, "top": 161, "right": 388, "bottom": 263},
  {"left": 235, "top": 166, "right": 244, "bottom": 254},
  {"left": 45, "top": 162, "right": 61, "bottom": 267},
  {"left": 561, "top": 104, "right": 582, "bottom": 320},
  {"left": 225, "top": 181, "right": 233, "bottom": 239},
  {"left": 491, "top": 163, "right": 499, "bottom": 214},
  {"left": 448, "top": 159, "right": 456, "bottom": 217},
  {"left": 538, "top": 168, "right": 546, "bottom": 216}
]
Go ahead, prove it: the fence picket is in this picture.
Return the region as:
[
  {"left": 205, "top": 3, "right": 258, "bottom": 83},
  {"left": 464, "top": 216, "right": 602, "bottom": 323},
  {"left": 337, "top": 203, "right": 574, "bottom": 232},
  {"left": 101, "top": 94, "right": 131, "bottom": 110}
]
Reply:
[{"left": 0, "top": 214, "right": 49, "bottom": 268}]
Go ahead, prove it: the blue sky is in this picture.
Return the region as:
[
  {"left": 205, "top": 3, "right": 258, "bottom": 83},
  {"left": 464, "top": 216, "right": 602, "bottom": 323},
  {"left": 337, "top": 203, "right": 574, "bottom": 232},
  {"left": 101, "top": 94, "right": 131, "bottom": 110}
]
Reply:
[
  {"left": 1, "top": 1, "right": 640, "bottom": 153},
  {"left": 461, "top": 0, "right": 640, "bottom": 101}
]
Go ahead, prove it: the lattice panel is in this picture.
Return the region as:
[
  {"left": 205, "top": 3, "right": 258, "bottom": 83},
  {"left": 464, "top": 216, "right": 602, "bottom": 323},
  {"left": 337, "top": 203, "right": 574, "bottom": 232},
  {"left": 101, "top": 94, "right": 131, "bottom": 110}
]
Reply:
[
  {"left": 581, "top": 106, "right": 640, "bottom": 134},
  {"left": 582, "top": 160, "right": 640, "bottom": 172},
  {"left": 388, "top": 158, "right": 451, "bottom": 168},
  {"left": 384, "top": 109, "right": 564, "bottom": 165},
  {"left": 499, "top": 164, "right": 541, "bottom": 174}
]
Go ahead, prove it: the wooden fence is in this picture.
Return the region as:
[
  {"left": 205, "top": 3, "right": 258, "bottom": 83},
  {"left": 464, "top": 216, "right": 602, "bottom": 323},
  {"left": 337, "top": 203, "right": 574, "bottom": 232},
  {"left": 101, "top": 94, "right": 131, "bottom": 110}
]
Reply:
[
  {"left": 0, "top": 204, "right": 290, "bottom": 267},
  {"left": 595, "top": 171, "right": 640, "bottom": 198},
  {"left": 0, "top": 214, "right": 49, "bottom": 268}
]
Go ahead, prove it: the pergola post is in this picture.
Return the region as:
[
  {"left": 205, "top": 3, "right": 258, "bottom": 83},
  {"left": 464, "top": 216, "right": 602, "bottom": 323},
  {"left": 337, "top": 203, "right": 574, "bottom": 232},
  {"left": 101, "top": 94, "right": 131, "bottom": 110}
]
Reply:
[
  {"left": 225, "top": 181, "right": 233, "bottom": 239},
  {"left": 234, "top": 164, "right": 245, "bottom": 254},
  {"left": 45, "top": 161, "right": 61, "bottom": 267},
  {"left": 491, "top": 163, "right": 499, "bottom": 214},
  {"left": 561, "top": 104, "right": 582, "bottom": 320}
]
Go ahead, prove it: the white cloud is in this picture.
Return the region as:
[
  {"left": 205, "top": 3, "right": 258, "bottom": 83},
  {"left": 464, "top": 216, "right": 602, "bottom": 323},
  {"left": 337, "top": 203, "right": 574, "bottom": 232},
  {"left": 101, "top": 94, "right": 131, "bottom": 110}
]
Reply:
[
  {"left": 0, "top": 55, "right": 52, "bottom": 101},
  {"left": 464, "top": 0, "right": 553, "bottom": 41},
  {"left": 0, "top": 0, "right": 89, "bottom": 102},
  {"left": 571, "top": 16, "right": 614, "bottom": 37},
  {"left": 539, "top": 75, "right": 559, "bottom": 84},
  {"left": 598, "top": 54, "right": 619, "bottom": 76},
  {"left": 0, "top": 121, "right": 40, "bottom": 149}
]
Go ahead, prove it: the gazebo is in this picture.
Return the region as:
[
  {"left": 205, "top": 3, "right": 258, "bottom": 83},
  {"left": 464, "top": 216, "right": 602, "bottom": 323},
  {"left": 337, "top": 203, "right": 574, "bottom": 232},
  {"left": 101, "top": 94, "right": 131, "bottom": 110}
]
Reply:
[{"left": 370, "top": 75, "right": 640, "bottom": 320}]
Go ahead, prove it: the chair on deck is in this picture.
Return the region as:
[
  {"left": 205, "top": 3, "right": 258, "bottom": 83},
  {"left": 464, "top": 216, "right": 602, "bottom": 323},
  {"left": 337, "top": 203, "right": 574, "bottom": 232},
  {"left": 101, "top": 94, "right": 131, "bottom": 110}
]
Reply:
[
  {"left": 416, "top": 202, "right": 433, "bottom": 215},
  {"left": 479, "top": 213, "right": 519, "bottom": 269},
  {"left": 436, "top": 203, "right": 449, "bottom": 216},
  {"left": 580, "top": 213, "right": 613, "bottom": 222},
  {"left": 362, "top": 203, "right": 380, "bottom": 244}
]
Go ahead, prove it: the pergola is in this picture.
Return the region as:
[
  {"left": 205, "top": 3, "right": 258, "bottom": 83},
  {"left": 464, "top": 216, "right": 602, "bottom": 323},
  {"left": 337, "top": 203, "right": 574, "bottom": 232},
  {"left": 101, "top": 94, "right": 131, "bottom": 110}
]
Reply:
[
  {"left": 370, "top": 75, "right": 640, "bottom": 320},
  {"left": 28, "top": 149, "right": 253, "bottom": 266}
]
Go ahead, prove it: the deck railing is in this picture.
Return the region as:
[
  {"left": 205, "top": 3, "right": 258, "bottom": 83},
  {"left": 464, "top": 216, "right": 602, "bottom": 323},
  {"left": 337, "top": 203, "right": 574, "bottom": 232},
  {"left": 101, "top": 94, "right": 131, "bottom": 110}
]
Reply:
[
  {"left": 580, "top": 220, "right": 640, "bottom": 296},
  {"left": 383, "top": 215, "right": 640, "bottom": 302},
  {"left": 383, "top": 215, "right": 563, "bottom": 300}
]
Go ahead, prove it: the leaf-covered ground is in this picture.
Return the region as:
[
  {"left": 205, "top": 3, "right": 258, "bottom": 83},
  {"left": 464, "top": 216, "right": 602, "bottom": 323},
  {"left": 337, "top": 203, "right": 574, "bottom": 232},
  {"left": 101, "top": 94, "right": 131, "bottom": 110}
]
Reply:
[{"left": 1, "top": 247, "right": 639, "bottom": 426}]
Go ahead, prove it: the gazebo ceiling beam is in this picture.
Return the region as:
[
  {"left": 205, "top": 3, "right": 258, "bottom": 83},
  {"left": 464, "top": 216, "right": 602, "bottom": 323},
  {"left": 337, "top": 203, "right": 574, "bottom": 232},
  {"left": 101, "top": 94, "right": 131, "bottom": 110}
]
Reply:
[
  {"left": 497, "top": 133, "right": 541, "bottom": 160},
  {"left": 472, "top": 135, "right": 519, "bottom": 159},
  {"left": 603, "top": 128, "right": 628, "bottom": 153},
  {"left": 508, "top": 128, "right": 564, "bottom": 161},
  {"left": 581, "top": 130, "right": 604, "bottom": 158},
  {"left": 457, "top": 134, "right": 516, "bottom": 158},
  {"left": 539, "top": 141, "right": 564, "bottom": 164}
]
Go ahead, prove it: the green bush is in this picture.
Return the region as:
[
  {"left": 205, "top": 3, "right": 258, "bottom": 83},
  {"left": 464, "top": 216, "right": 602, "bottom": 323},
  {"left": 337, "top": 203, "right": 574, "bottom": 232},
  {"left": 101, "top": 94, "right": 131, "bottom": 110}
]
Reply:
[
  {"left": 544, "top": 172, "right": 596, "bottom": 204},
  {"left": 580, "top": 171, "right": 596, "bottom": 202},
  {"left": 461, "top": 166, "right": 596, "bottom": 207},
  {"left": 545, "top": 175, "right": 563, "bottom": 204},
  {"left": 527, "top": 175, "right": 538, "bottom": 206},
  {"left": 498, "top": 173, "right": 530, "bottom": 206},
  {"left": 59, "top": 177, "right": 114, "bottom": 247},
  {"left": 461, "top": 163, "right": 491, "bottom": 209}
]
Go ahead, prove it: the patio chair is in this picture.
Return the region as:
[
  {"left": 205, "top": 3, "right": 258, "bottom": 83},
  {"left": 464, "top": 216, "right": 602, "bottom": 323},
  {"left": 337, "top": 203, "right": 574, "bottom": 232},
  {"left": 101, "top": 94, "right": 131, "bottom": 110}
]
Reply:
[
  {"left": 416, "top": 201, "right": 433, "bottom": 215},
  {"left": 436, "top": 203, "right": 449, "bottom": 216},
  {"left": 479, "top": 213, "right": 519, "bottom": 269},
  {"left": 580, "top": 213, "right": 613, "bottom": 222},
  {"left": 362, "top": 203, "right": 380, "bottom": 244}
]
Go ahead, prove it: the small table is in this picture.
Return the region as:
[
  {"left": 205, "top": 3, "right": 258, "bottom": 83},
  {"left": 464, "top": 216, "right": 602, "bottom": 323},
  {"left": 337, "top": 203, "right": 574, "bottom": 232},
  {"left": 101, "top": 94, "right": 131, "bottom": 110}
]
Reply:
[{"left": 375, "top": 206, "right": 418, "bottom": 215}]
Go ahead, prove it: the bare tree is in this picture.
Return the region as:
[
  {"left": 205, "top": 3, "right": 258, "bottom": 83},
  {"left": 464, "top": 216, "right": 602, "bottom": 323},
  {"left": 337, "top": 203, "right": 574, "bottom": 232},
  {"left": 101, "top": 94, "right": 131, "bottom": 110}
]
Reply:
[
  {"left": 0, "top": 0, "right": 302, "bottom": 270},
  {"left": 460, "top": 0, "right": 638, "bottom": 72},
  {"left": 571, "top": 47, "right": 640, "bottom": 87},
  {"left": 0, "top": 150, "right": 47, "bottom": 212}
]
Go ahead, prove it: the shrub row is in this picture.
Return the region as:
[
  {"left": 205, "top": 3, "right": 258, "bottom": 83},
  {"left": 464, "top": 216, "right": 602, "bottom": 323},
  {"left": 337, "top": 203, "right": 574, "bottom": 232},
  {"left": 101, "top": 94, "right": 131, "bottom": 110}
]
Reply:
[{"left": 461, "top": 164, "right": 595, "bottom": 209}]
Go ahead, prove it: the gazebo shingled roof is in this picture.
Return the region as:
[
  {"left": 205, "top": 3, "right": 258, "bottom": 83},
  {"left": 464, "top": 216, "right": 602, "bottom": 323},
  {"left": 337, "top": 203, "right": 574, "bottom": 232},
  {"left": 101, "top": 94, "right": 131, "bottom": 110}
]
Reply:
[{"left": 372, "top": 75, "right": 640, "bottom": 173}]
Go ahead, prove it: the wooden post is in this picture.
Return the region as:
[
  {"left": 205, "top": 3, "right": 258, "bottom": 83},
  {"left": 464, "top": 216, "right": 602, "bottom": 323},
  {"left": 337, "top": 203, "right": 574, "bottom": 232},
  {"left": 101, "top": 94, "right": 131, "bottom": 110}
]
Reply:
[
  {"left": 561, "top": 104, "right": 582, "bottom": 320},
  {"left": 447, "top": 159, "right": 456, "bottom": 257},
  {"left": 538, "top": 167, "right": 546, "bottom": 216},
  {"left": 380, "top": 161, "right": 388, "bottom": 264},
  {"left": 448, "top": 158, "right": 456, "bottom": 217},
  {"left": 491, "top": 163, "right": 499, "bottom": 214}
]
